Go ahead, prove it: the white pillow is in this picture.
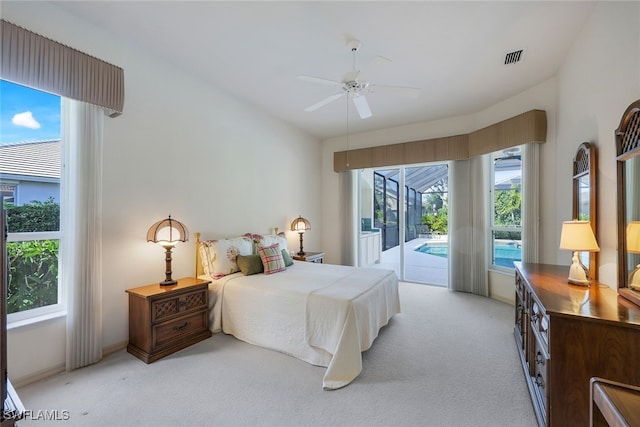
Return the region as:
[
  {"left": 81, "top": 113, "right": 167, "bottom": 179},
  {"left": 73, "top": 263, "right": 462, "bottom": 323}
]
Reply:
[
  {"left": 256, "top": 233, "right": 289, "bottom": 255},
  {"left": 199, "top": 236, "right": 253, "bottom": 279}
]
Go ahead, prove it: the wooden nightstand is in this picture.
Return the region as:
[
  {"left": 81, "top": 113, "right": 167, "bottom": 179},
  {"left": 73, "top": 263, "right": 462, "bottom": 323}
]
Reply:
[
  {"left": 292, "top": 251, "right": 324, "bottom": 263},
  {"left": 126, "top": 277, "right": 212, "bottom": 363}
]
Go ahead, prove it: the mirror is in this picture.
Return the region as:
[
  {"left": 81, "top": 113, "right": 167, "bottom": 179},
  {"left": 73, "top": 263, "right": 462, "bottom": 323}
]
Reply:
[
  {"left": 616, "top": 99, "right": 640, "bottom": 307},
  {"left": 572, "top": 142, "right": 597, "bottom": 280}
]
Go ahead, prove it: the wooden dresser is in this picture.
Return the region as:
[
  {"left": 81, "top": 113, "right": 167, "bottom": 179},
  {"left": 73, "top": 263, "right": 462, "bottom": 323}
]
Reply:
[{"left": 514, "top": 262, "right": 640, "bottom": 427}]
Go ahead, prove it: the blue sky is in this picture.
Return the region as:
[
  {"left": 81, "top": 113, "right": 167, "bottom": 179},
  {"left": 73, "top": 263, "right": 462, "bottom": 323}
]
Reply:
[{"left": 0, "top": 80, "right": 61, "bottom": 144}]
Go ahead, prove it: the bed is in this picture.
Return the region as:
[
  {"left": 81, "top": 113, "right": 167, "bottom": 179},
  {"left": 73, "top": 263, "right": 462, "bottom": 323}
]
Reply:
[{"left": 195, "top": 232, "right": 400, "bottom": 390}]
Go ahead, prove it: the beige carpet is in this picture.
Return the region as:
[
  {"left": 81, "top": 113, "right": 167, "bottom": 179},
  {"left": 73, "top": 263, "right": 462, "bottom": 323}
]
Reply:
[{"left": 16, "top": 282, "right": 536, "bottom": 427}]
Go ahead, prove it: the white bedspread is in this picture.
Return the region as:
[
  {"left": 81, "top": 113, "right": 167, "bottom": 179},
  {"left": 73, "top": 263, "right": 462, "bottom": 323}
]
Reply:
[{"left": 202, "top": 261, "right": 400, "bottom": 389}]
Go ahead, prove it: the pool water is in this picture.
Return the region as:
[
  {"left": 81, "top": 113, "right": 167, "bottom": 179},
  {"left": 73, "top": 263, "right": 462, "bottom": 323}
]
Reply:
[{"left": 416, "top": 242, "right": 521, "bottom": 268}]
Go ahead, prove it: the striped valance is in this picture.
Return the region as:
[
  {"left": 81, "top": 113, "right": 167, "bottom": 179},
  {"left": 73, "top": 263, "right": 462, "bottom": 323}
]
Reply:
[{"left": 1, "top": 19, "right": 124, "bottom": 116}]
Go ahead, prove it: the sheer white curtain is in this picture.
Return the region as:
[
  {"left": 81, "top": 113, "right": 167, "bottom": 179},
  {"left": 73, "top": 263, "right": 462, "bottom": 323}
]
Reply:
[
  {"left": 449, "top": 156, "right": 488, "bottom": 295},
  {"left": 61, "top": 99, "right": 104, "bottom": 371},
  {"left": 340, "top": 170, "right": 358, "bottom": 266},
  {"left": 522, "top": 143, "right": 540, "bottom": 263}
]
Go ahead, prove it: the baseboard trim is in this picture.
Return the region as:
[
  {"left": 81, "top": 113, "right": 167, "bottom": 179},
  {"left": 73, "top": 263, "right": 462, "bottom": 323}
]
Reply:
[
  {"left": 103, "top": 340, "right": 127, "bottom": 356},
  {"left": 490, "top": 294, "right": 515, "bottom": 305},
  {"left": 13, "top": 363, "right": 65, "bottom": 389},
  {"left": 13, "top": 340, "right": 129, "bottom": 388}
]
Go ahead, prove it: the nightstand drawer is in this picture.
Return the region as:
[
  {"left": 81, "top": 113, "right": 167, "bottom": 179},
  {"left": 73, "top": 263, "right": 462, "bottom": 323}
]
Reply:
[
  {"left": 153, "top": 310, "right": 208, "bottom": 348},
  {"left": 152, "top": 288, "right": 207, "bottom": 322}
]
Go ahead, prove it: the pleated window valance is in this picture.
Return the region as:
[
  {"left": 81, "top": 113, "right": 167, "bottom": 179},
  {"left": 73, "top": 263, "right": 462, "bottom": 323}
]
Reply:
[
  {"left": 1, "top": 19, "right": 124, "bottom": 116},
  {"left": 334, "top": 109, "right": 547, "bottom": 171}
]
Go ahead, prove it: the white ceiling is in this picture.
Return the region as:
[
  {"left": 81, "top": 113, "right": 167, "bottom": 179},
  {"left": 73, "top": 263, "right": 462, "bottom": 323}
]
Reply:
[{"left": 54, "top": 1, "right": 596, "bottom": 140}]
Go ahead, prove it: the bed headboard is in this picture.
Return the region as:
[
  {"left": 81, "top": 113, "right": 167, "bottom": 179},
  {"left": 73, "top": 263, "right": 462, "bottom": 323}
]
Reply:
[{"left": 194, "top": 232, "right": 204, "bottom": 278}]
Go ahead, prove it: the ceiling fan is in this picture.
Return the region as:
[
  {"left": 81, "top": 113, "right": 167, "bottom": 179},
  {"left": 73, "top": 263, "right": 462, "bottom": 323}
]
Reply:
[{"left": 298, "top": 39, "right": 421, "bottom": 119}]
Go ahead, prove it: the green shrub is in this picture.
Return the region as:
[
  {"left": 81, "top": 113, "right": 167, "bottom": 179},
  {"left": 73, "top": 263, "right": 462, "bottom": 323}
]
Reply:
[
  {"left": 4, "top": 198, "right": 60, "bottom": 314},
  {"left": 422, "top": 204, "right": 448, "bottom": 234},
  {"left": 5, "top": 197, "right": 59, "bottom": 232},
  {"left": 7, "top": 239, "right": 59, "bottom": 314}
]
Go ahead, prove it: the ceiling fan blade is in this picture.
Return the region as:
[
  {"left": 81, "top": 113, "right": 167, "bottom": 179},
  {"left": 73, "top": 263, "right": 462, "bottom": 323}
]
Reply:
[
  {"left": 369, "top": 84, "right": 421, "bottom": 99},
  {"left": 297, "top": 75, "right": 341, "bottom": 86},
  {"left": 352, "top": 95, "right": 372, "bottom": 119},
  {"left": 304, "top": 92, "right": 345, "bottom": 112},
  {"left": 358, "top": 55, "right": 391, "bottom": 81}
]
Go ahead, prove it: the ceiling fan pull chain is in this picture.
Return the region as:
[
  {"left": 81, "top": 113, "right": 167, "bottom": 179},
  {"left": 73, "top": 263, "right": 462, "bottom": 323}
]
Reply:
[
  {"left": 352, "top": 47, "right": 357, "bottom": 73},
  {"left": 346, "top": 95, "right": 350, "bottom": 168}
]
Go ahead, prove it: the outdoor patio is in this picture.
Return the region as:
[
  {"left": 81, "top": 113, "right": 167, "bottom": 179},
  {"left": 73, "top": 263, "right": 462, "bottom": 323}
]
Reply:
[{"left": 372, "top": 236, "right": 449, "bottom": 287}]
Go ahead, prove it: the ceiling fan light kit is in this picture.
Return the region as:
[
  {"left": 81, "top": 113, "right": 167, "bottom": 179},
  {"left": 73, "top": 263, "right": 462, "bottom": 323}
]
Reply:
[{"left": 298, "top": 39, "right": 420, "bottom": 120}]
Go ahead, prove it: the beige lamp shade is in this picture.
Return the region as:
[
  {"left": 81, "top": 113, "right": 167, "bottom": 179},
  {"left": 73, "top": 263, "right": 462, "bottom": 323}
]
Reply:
[
  {"left": 559, "top": 220, "right": 600, "bottom": 252},
  {"left": 147, "top": 215, "right": 189, "bottom": 246},
  {"left": 559, "top": 220, "right": 599, "bottom": 286},
  {"left": 290, "top": 216, "right": 311, "bottom": 233},
  {"left": 147, "top": 215, "right": 188, "bottom": 286},
  {"left": 291, "top": 215, "right": 311, "bottom": 256},
  {"left": 626, "top": 221, "right": 640, "bottom": 254}
]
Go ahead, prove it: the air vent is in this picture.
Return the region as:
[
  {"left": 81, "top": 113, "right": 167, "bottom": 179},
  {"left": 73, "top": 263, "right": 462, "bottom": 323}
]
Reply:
[{"left": 504, "top": 49, "right": 524, "bottom": 65}]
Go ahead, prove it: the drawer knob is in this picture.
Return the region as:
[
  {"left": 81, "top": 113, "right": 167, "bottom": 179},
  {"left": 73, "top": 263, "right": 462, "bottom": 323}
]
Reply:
[
  {"left": 173, "top": 322, "right": 189, "bottom": 331},
  {"left": 535, "top": 373, "right": 545, "bottom": 389}
]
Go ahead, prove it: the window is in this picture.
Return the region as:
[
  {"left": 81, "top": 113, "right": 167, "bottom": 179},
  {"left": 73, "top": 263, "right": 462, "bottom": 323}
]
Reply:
[
  {"left": 490, "top": 148, "right": 523, "bottom": 270},
  {"left": 1, "top": 80, "right": 63, "bottom": 323},
  {"left": 0, "top": 184, "right": 16, "bottom": 204}
]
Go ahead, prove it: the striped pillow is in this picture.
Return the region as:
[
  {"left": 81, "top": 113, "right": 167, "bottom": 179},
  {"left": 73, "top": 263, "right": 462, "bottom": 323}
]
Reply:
[{"left": 257, "top": 244, "right": 286, "bottom": 275}]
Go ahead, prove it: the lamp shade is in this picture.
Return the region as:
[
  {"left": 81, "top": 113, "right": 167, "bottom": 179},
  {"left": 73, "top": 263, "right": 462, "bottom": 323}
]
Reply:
[
  {"left": 627, "top": 221, "right": 640, "bottom": 254},
  {"left": 290, "top": 216, "right": 311, "bottom": 233},
  {"left": 559, "top": 220, "right": 600, "bottom": 252},
  {"left": 146, "top": 215, "right": 189, "bottom": 246}
]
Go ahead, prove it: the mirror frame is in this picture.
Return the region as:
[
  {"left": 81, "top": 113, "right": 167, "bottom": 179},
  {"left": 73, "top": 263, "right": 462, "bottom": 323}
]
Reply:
[
  {"left": 572, "top": 142, "right": 597, "bottom": 280},
  {"left": 616, "top": 99, "right": 640, "bottom": 307}
]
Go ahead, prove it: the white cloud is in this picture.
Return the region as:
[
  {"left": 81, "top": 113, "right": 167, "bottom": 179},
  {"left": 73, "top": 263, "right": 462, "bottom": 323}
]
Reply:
[{"left": 12, "top": 111, "right": 41, "bottom": 129}]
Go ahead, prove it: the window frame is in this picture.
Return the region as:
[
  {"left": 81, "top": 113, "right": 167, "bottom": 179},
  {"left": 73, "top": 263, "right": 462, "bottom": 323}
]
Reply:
[
  {"left": 488, "top": 149, "right": 523, "bottom": 272},
  {"left": 6, "top": 229, "right": 65, "bottom": 328},
  {"left": 2, "top": 81, "right": 65, "bottom": 327}
]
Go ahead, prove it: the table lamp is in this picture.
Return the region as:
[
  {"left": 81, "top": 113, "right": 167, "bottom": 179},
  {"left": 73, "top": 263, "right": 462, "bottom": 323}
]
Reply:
[
  {"left": 290, "top": 215, "right": 311, "bottom": 256},
  {"left": 147, "top": 215, "right": 189, "bottom": 286},
  {"left": 559, "top": 220, "right": 600, "bottom": 286},
  {"left": 627, "top": 221, "right": 640, "bottom": 291}
]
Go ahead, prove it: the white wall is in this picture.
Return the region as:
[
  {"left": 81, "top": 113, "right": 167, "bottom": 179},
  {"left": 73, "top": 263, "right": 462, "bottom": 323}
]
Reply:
[
  {"left": 322, "top": 1, "right": 640, "bottom": 299},
  {"left": 4, "top": 2, "right": 322, "bottom": 384},
  {"left": 555, "top": 1, "right": 640, "bottom": 286},
  {"left": 5, "top": 1, "right": 639, "bottom": 385}
]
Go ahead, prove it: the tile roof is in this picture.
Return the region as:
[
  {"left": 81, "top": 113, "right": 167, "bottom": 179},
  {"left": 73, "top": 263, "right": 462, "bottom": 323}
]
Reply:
[{"left": 0, "top": 140, "right": 60, "bottom": 179}]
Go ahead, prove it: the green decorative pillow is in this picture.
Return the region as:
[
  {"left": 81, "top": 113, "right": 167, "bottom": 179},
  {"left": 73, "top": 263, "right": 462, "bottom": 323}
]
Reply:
[
  {"left": 258, "top": 244, "right": 286, "bottom": 275},
  {"left": 281, "top": 249, "right": 294, "bottom": 267},
  {"left": 237, "top": 254, "right": 264, "bottom": 276}
]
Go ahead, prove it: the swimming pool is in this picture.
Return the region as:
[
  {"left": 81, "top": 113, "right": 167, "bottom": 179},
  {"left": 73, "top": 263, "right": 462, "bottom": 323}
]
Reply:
[{"left": 416, "top": 242, "right": 521, "bottom": 268}]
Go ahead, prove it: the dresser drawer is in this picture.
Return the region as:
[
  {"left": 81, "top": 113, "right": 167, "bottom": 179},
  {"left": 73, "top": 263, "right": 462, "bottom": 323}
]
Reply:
[
  {"left": 531, "top": 300, "right": 549, "bottom": 349},
  {"left": 151, "top": 288, "right": 207, "bottom": 322},
  {"left": 533, "top": 338, "right": 548, "bottom": 393},
  {"left": 153, "top": 310, "right": 208, "bottom": 348},
  {"left": 515, "top": 271, "right": 524, "bottom": 297}
]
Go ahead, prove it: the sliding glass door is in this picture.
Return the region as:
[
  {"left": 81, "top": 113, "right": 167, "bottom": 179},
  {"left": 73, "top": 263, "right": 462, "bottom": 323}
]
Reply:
[
  {"left": 374, "top": 170, "right": 399, "bottom": 251},
  {"left": 358, "top": 164, "right": 449, "bottom": 286}
]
